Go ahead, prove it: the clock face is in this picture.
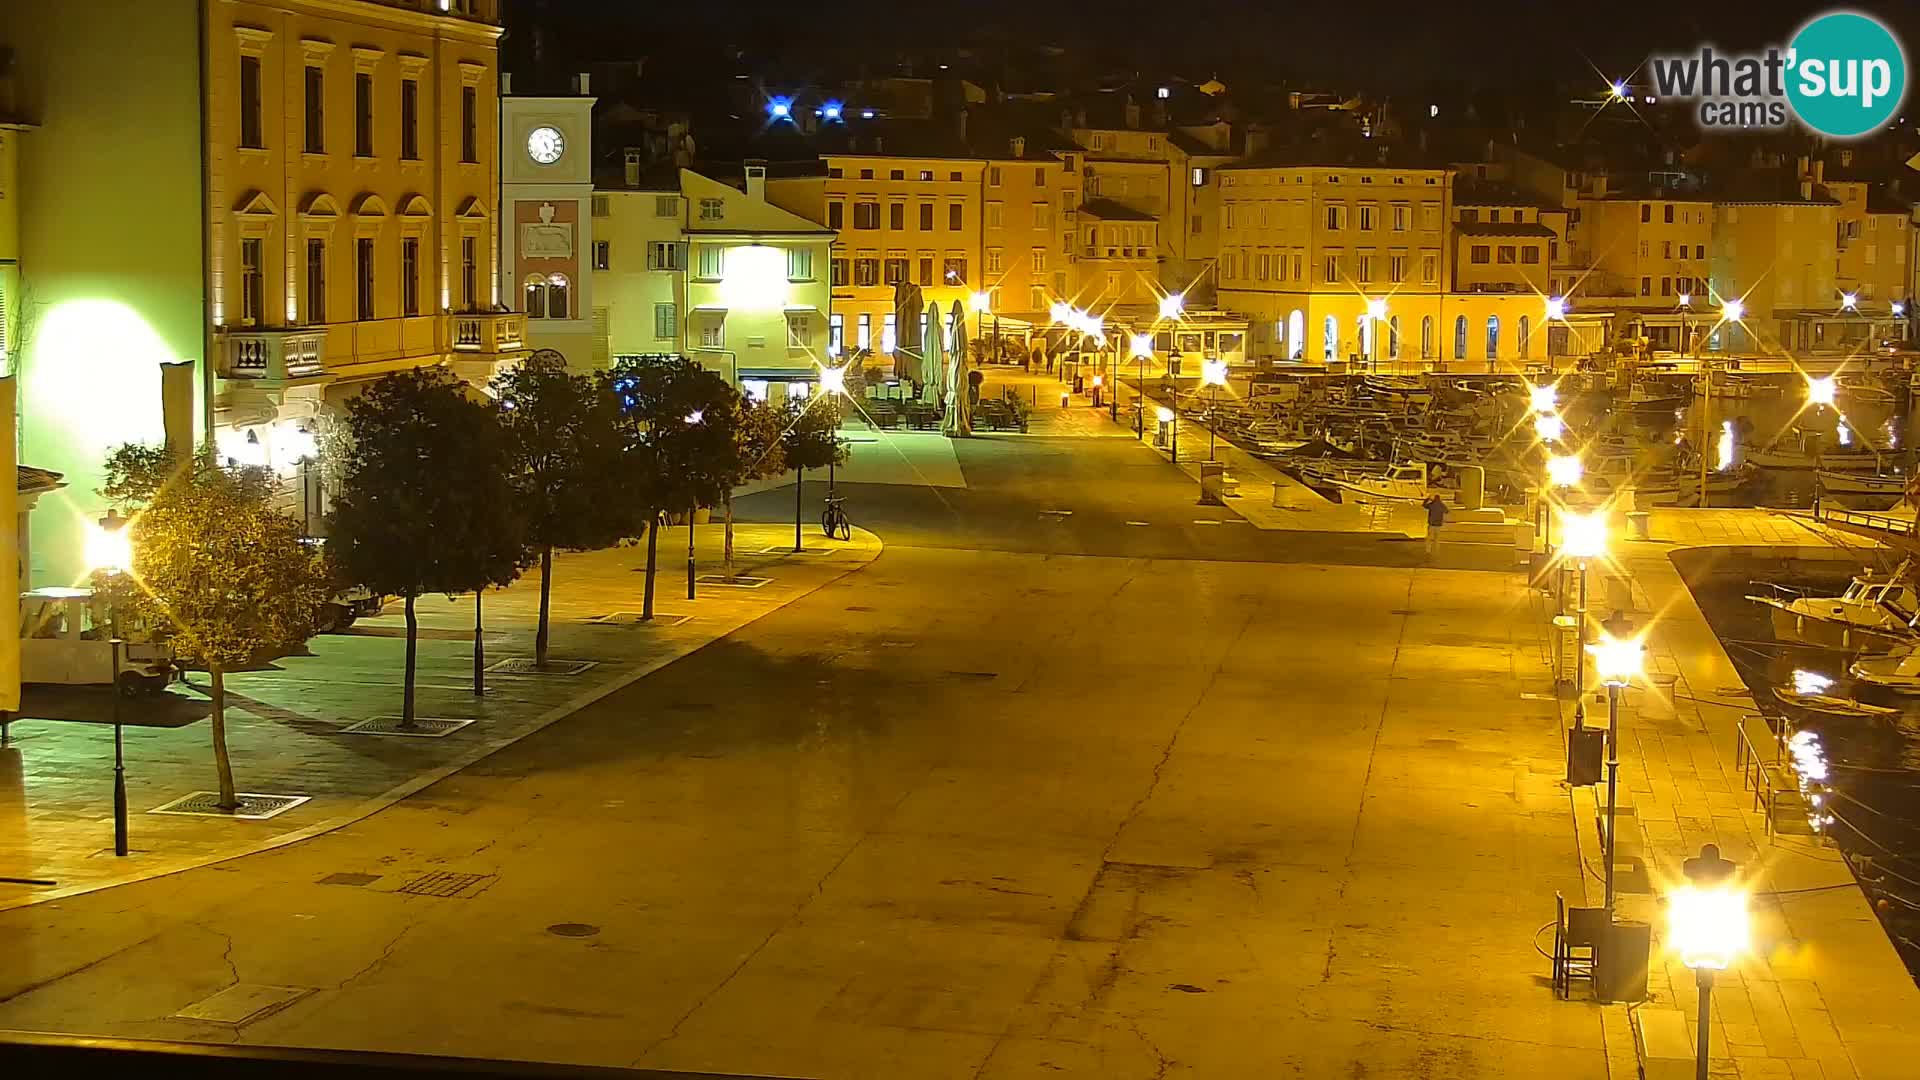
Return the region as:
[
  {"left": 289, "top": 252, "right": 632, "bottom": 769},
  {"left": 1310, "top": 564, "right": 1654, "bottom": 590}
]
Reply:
[{"left": 527, "top": 126, "right": 565, "bottom": 165}]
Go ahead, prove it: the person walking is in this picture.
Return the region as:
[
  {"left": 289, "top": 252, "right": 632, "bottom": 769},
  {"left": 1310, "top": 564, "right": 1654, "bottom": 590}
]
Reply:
[{"left": 1423, "top": 493, "right": 1449, "bottom": 558}]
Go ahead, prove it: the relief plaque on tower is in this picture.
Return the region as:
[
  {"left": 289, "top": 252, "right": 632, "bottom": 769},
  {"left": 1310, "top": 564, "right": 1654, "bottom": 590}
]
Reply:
[{"left": 520, "top": 203, "right": 574, "bottom": 259}]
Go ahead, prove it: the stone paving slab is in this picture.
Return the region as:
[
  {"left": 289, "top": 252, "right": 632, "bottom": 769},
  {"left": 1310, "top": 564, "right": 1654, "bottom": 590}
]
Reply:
[{"left": 0, "top": 522, "right": 881, "bottom": 909}]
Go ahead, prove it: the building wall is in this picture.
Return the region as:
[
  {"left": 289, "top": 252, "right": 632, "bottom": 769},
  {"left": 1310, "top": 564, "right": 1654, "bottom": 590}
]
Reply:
[
  {"left": 1581, "top": 198, "right": 1712, "bottom": 306},
  {"left": 979, "top": 157, "right": 1074, "bottom": 318},
  {"left": 593, "top": 188, "right": 685, "bottom": 358},
  {"left": 1830, "top": 182, "right": 1910, "bottom": 306},
  {"left": 501, "top": 94, "right": 594, "bottom": 365},
  {"left": 0, "top": 0, "right": 206, "bottom": 586},
  {"left": 680, "top": 168, "right": 833, "bottom": 385},
  {"left": 1713, "top": 201, "right": 1839, "bottom": 327}
]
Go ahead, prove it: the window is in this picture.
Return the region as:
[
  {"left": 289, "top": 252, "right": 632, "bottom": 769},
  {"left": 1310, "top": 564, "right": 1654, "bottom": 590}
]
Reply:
[
  {"left": 461, "top": 86, "right": 477, "bottom": 162},
  {"left": 1288, "top": 310, "right": 1304, "bottom": 359},
  {"left": 1032, "top": 247, "right": 1046, "bottom": 273},
  {"left": 787, "top": 248, "right": 815, "bottom": 281},
  {"left": 1484, "top": 316, "right": 1500, "bottom": 359},
  {"left": 1460, "top": 209, "right": 1478, "bottom": 223},
  {"left": 949, "top": 204, "right": 963, "bottom": 230},
  {"left": 696, "top": 244, "right": 725, "bottom": 279},
  {"left": 1660, "top": 277, "right": 1671, "bottom": 296},
  {"left": 401, "top": 237, "right": 420, "bottom": 315},
  {"left": 1517, "top": 315, "right": 1531, "bottom": 356},
  {"left": 1357, "top": 254, "right": 1373, "bottom": 282},
  {"left": 919, "top": 203, "right": 934, "bottom": 230},
  {"left": 1421, "top": 315, "right": 1433, "bottom": 359},
  {"left": 1035, "top": 202, "right": 1053, "bottom": 229},
  {"left": 828, "top": 202, "right": 844, "bottom": 229},
  {"left": 355, "top": 238, "right": 375, "bottom": 320},
  {"left": 654, "top": 303, "right": 677, "bottom": 340},
  {"left": 988, "top": 166, "right": 1002, "bottom": 187},
  {"left": 985, "top": 202, "right": 1003, "bottom": 228},
  {"left": 1224, "top": 205, "right": 1236, "bottom": 230},
  {"left": 1326, "top": 205, "right": 1345, "bottom": 230},
  {"left": 591, "top": 195, "right": 610, "bottom": 217},
  {"left": 1664, "top": 204, "right": 1674, "bottom": 224},
  {"left": 1521, "top": 247, "right": 1540, "bottom": 264},
  {"left": 239, "top": 238, "right": 263, "bottom": 325},
  {"left": 354, "top": 72, "right": 373, "bottom": 157},
  {"left": 1470, "top": 245, "right": 1490, "bottom": 264},
  {"left": 944, "top": 257, "right": 967, "bottom": 284},
  {"left": 1453, "top": 315, "right": 1467, "bottom": 359},
  {"left": 881, "top": 313, "right": 895, "bottom": 352},
  {"left": 239, "top": 56, "right": 263, "bottom": 148},
  {"left": 828, "top": 167, "right": 842, "bottom": 179},
  {"left": 856, "top": 313, "right": 871, "bottom": 349},
  {"left": 918, "top": 170, "right": 932, "bottom": 181},
  {"left": 890, "top": 170, "right": 904, "bottom": 181},
  {"left": 1192, "top": 167, "right": 1207, "bottom": 186},
  {"left": 950, "top": 171, "right": 962, "bottom": 181},
  {"left": 787, "top": 313, "right": 812, "bottom": 348},
  {"left": 918, "top": 256, "right": 934, "bottom": 285},
  {"left": 1358, "top": 205, "right": 1376, "bottom": 230},
  {"left": 699, "top": 198, "right": 725, "bottom": 222},
  {"left": 304, "top": 66, "right": 325, "bottom": 153},
  {"left": 648, "top": 241, "right": 687, "bottom": 270},
  {"left": 830, "top": 257, "right": 849, "bottom": 286},
  {"left": 1421, "top": 203, "right": 1439, "bottom": 230},
  {"left": 655, "top": 195, "right": 679, "bottom": 218},
  {"left": 1293, "top": 253, "right": 1303, "bottom": 280},
  {"left": 1640, "top": 276, "right": 1651, "bottom": 296},
  {"left": 524, "top": 276, "right": 545, "bottom": 318},
  {"left": 306, "top": 239, "right": 327, "bottom": 322},
  {"left": 853, "top": 202, "right": 878, "bottom": 229},
  {"left": 592, "top": 240, "right": 610, "bottom": 271},
  {"left": 1641, "top": 204, "right": 1651, "bottom": 223},
  {"left": 828, "top": 313, "right": 843, "bottom": 354},
  {"left": 1389, "top": 254, "right": 1405, "bottom": 283},
  {"left": 548, "top": 275, "right": 570, "bottom": 319},
  {"left": 460, "top": 236, "right": 476, "bottom": 310},
  {"left": 986, "top": 249, "right": 1004, "bottom": 274},
  {"left": 1694, "top": 244, "right": 1705, "bottom": 259},
  {"left": 400, "top": 78, "right": 419, "bottom": 159},
  {"left": 1392, "top": 204, "right": 1408, "bottom": 231},
  {"left": 698, "top": 320, "right": 723, "bottom": 349},
  {"left": 890, "top": 202, "right": 905, "bottom": 230},
  {"left": 1323, "top": 254, "right": 1339, "bottom": 281},
  {"left": 1323, "top": 314, "right": 1338, "bottom": 361},
  {"left": 1031, "top": 285, "right": 1048, "bottom": 311},
  {"left": 1388, "top": 316, "right": 1400, "bottom": 359},
  {"left": 854, "top": 256, "right": 879, "bottom": 286},
  {"left": 859, "top": 169, "right": 873, "bottom": 180},
  {"left": 883, "top": 256, "right": 908, "bottom": 284}
]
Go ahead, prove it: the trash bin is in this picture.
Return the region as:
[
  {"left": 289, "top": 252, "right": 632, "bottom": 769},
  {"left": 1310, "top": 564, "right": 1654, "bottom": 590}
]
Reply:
[
  {"left": 1154, "top": 417, "right": 1170, "bottom": 449},
  {"left": 1596, "top": 920, "right": 1652, "bottom": 1003}
]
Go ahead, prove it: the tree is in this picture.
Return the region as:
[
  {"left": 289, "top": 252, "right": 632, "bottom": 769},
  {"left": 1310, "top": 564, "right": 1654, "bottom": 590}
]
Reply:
[
  {"left": 721, "top": 397, "right": 788, "bottom": 580},
  {"left": 598, "top": 356, "right": 741, "bottom": 619},
  {"left": 781, "top": 395, "right": 849, "bottom": 551},
  {"left": 328, "top": 368, "right": 526, "bottom": 725},
  {"left": 494, "top": 352, "right": 627, "bottom": 668},
  {"left": 100, "top": 444, "right": 329, "bottom": 810}
]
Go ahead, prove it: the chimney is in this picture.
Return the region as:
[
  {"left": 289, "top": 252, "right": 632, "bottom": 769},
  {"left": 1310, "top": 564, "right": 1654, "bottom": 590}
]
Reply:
[
  {"left": 500, "top": 71, "right": 513, "bottom": 96},
  {"left": 1800, "top": 176, "right": 1813, "bottom": 201},
  {"left": 1060, "top": 108, "right": 1073, "bottom": 132},
  {"left": 574, "top": 71, "right": 591, "bottom": 95},
  {"left": 1152, "top": 100, "right": 1168, "bottom": 128},
  {"left": 1075, "top": 107, "right": 1088, "bottom": 128},
  {"left": 1839, "top": 147, "right": 1854, "bottom": 167},
  {"left": 1125, "top": 97, "right": 1141, "bottom": 130},
  {"left": 955, "top": 106, "right": 968, "bottom": 148},
  {"left": 624, "top": 148, "right": 642, "bottom": 188},
  {"left": 1245, "top": 123, "right": 1269, "bottom": 157},
  {"left": 1010, "top": 136, "right": 1026, "bottom": 158},
  {"left": 744, "top": 160, "right": 767, "bottom": 202},
  {"left": 1814, "top": 159, "right": 1825, "bottom": 184}
]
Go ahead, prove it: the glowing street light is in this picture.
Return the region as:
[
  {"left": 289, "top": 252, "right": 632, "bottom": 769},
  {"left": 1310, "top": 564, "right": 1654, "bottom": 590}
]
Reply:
[
  {"left": 1588, "top": 629, "right": 1643, "bottom": 915},
  {"left": 685, "top": 409, "right": 704, "bottom": 425},
  {"left": 1049, "top": 300, "right": 1072, "bottom": 324},
  {"left": 1545, "top": 296, "right": 1568, "bottom": 321},
  {"left": 1673, "top": 844, "right": 1747, "bottom": 1078},
  {"left": 1895, "top": 301, "right": 1908, "bottom": 317},
  {"left": 1720, "top": 297, "right": 1744, "bottom": 323},
  {"left": 1546, "top": 453, "right": 1583, "bottom": 489},
  {"left": 89, "top": 507, "right": 134, "bottom": 857},
  {"left": 1157, "top": 405, "right": 1178, "bottom": 462},
  {"left": 1534, "top": 412, "right": 1565, "bottom": 442},
  {"left": 1528, "top": 382, "right": 1559, "bottom": 414},
  {"left": 1678, "top": 293, "right": 1693, "bottom": 309},
  {"left": 1558, "top": 510, "right": 1608, "bottom": 561},
  {"left": 1158, "top": 292, "right": 1186, "bottom": 320},
  {"left": 1201, "top": 358, "right": 1229, "bottom": 387},
  {"left": 1131, "top": 333, "right": 1154, "bottom": 358},
  {"left": 817, "top": 364, "right": 847, "bottom": 397},
  {"left": 86, "top": 511, "right": 133, "bottom": 575},
  {"left": 1366, "top": 297, "right": 1387, "bottom": 321},
  {"left": 1806, "top": 375, "right": 1836, "bottom": 408},
  {"left": 970, "top": 291, "right": 992, "bottom": 314},
  {"left": 1609, "top": 81, "right": 1627, "bottom": 100},
  {"left": 1841, "top": 292, "right": 1859, "bottom": 312},
  {"left": 1200, "top": 358, "right": 1229, "bottom": 462}
]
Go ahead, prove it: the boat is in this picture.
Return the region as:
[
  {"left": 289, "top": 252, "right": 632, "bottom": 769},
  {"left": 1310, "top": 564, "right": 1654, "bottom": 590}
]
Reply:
[
  {"left": 1837, "top": 373, "right": 1898, "bottom": 406},
  {"left": 1745, "top": 569, "right": 1920, "bottom": 650},
  {"left": 1698, "top": 374, "right": 1779, "bottom": 399},
  {"left": 1622, "top": 381, "right": 1689, "bottom": 412},
  {"left": 1325, "top": 461, "right": 1429, "bottom": 503},
  {"left": 1772, "top": 687, "right": 1900, "bottom": 716},
  {"left": 1747, "top": 430, "right": 1888, "bottom": 471},
  {"left": 1816, "top": 470, "right": 1908, "bottom": 497},
  {"left": 1849, "top": 644, "right": 1920, "bottom": 694}
]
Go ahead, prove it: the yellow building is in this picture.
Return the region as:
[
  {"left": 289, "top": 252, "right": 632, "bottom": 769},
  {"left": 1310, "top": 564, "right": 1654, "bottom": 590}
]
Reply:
[
  {"left": 1710, "top": 179, "right": 1840, "bottom": 353},
  {"left": 1, "top": 0, "right": 520, "bottom": 583},
  {"left": 1829, "top": 180, "right": 1910, "bottom": 310}
]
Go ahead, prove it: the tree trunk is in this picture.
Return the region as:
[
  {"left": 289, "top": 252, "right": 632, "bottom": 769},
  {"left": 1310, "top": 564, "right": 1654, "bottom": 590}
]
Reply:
[
  {"left": 210, "top": 662, "right": 238, "bottom": 810},
  {"left": 642, "top": 515, "right": 659, "bottom": 621},
  {"left": 536, "top": 544, "right": 553, "bottom": 668},
  {"left": 795, "top": 467, "right": 804, "bottom": 552},
  {"left": 722, "top": 489, "right": 736, "bottom": 581},
  {"left": 402, "top": 594, "right": 418, "bottom": 728},
  {"left": 472, "top": 590, "right": 485, "bottom": 696}
]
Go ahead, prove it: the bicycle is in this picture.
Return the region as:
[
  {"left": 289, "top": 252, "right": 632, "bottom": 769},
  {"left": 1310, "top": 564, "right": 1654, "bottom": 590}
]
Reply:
[{"left": 820, "top": 495, "right": 852, "bottom": 541}]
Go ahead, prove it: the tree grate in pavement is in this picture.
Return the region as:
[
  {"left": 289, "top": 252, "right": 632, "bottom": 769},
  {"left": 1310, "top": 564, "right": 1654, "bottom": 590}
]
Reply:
[
  {"left": 698, "top": 574, "right": 771, "bottom": 588},
  {"left": 397, "top": 870, "right": 495, "bottom": 898},
  {"left": 341, "top": 716, "right": 474, "bottom": 738},
  {"left": 151, "top": 792, "right": 310, "bottom": 820},
  {"left": 759, "top": 545, "right": 828, "bottom": 555},
  {"left": 590, "top": 611, "right": 692, "bottom": 627},
  {"left": 317, "top": 872, "right": 381, "bottom": 887},
  {"left": 485, "top": 658, "right": 596, "bottom": 676}
]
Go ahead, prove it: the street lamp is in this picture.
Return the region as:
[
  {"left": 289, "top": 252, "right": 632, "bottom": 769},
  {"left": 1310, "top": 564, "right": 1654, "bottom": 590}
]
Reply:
[
  {"left": 814, "top": 364, "right": 848, "bottom": 553},
  {"left": 1805, "top": 374, "right": 1836, "bottom": 408},
  {"left": 1159, "top": 292, "right": 1185, "bottom": 320},
  {"left": 1672, "top": 844, "right": 1746, "bottom": 1080},
  {"left": 1158, "top": 405, "right": 1178, "bottom": 461},
  {"left": 1546, "top": 453, "right": 1583, "bottom": 489},
  {"left": 685, "top": 409, "right": 706, "bottom": 600},
  {"left": 1545, "top": 296, "right": 1568, "bottom": 322},
  {"left": 1201, "top": 358, "right": 1229, "bottom": 461},
  {"left": 1587, "top": 631, "right": 1644, "bottom": 917},
  {"left": 89, "top": 509, "right": 132, "bottom": 858},
  {"left": 1529, "top": 382, "right": 1559, "bottom": 414},
  {"left": 1559, "top": 510, "right": 1608, "bottom": 719},
  {"left": 1131, "top": 334, "right": 1155, "bottom": 436},
  {"left": 971, "top": 290, "right": 999, "bottom": 368},
  {"left": 1841, "top": 292, "right": 1858, "bottom": 312},
  {"left": 1534, "top": 412, "right": 1565, "bottom": 443}
]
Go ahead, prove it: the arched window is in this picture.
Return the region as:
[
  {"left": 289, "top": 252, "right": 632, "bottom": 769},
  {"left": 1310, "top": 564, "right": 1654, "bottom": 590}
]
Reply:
[
  {"left": 1323, "top": 314, "right": 1338, "bottom": 361},
  {"left": 1356, "top": 315, "right": 1369, "bottom": 359},
  {"left": 1517, "top": 315, "right": 1531, "bottom": 356},
  {"left": 523, "top": 276, "right": 547, "bottom": 319},
  {"left": 1453, "top": 315, "right": 1467, "bottom": 360},
  {"left": 1421, "top": 315, "right": 1434, "bottom": 359},
  {"left": 1388, "top": 316, "right": 1401, "bottom": 359},
  {"left": 546, "top": 274, "right": 571, "bottom": 320},
  {"left": 1485, "top": 314, "right": 1500, "bottom": 360},
  {"left": 1288, "top": 310, "right": 1304, "bottom": 359}
]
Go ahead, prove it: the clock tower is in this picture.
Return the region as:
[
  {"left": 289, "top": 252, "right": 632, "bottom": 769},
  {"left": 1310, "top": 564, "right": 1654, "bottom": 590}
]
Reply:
[{"left": 500, "top": 77, "right": 597, "bottom": 367}]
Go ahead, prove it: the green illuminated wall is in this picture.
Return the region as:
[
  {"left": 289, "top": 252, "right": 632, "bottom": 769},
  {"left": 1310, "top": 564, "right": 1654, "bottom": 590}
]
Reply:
[{"left": 0, "top": 0, "right": 205, "bottom": 586}]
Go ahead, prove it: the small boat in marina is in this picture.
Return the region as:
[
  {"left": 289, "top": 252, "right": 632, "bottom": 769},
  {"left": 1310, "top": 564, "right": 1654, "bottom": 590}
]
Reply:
[
  {"left": 1745, "top": 568, "right": 1920, "bottom": 650},
  {"left": 1837, "top": 373, "right": 1899, "bottom": 406},
  {"left": 1697, "top": 374, "right": 1779, "bottom": 399},
  {"left": 1746, "top": 429, "right": 1888, "bottom": 471},
  {"left": 1325, "top": 461, "right": 1430, "bottom": 503},
  {"left": 1773, "top": 669, "right": 1900, "bottom": 715},
  {"left": 1816, "top": 470, "right": 1909, "bottom": 497},
  {"left": 1622, "top": 381, "right": 1689, "bottom": 412},
  {"left": 1849, "top": 644, "right": 1920, "bottom": 694}
]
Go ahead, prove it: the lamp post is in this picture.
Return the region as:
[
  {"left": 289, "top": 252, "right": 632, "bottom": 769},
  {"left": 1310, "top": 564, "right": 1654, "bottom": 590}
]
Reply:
[
  {"left": 1201, "top": 358, "right": 1229, "bottom": 461},
  {"left": 1544, "top": 452, "right": 1582, "bottom": 554},
  {"left": 87, "top": 511, "right": 134, "bottom": 857},
  {"left": 1672, "top": 844, "right": 1746, "bottom": 1080},
  {"left": 1587, "top": 632, "right": 1643, "bottom": 916},
  {"left": 1559, "top": 511, "right": 1608, "bottom": 722},
  {"left": 1367, "top": 297, "right": 1387, "bottom": 371},
  {"left": 1158, "top": 405, "right": 1177, "bottom": 462},
  {"left": 685, "top": 409, "right": 706, "bottom": 600},
  {"left": 1131, "top": 334, "right": 1154, "bottom": 437}
]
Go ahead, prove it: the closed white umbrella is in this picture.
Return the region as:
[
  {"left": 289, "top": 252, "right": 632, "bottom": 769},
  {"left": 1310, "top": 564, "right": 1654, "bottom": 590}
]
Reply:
[
  {"left": 920, "top": 299, "right": 945, "bottom": 406},
  {"left": 943, "top": 305, "right": 974, "bottom": 437}
]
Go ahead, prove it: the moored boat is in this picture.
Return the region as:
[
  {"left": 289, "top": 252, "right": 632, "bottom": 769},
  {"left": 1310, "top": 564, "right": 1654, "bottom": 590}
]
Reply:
[{"left": 1745, "top": 570, "right": 1920, "bottom": 650}]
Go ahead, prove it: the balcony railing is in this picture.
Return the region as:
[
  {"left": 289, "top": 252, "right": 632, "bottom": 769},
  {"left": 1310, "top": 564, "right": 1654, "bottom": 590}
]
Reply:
[
  {"left": 451, "top": 311, "right": 527, "bottom": 354},
  {"left": 219, "top": 327, "right": 328, "bottom": 381}
]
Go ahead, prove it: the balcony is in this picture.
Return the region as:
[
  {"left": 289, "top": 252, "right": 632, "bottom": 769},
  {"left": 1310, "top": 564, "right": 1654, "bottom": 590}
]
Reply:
[
  {"left": 219, "top": 327, "right": 328, "bottom": 381},
  {"left": 451, "top": 311, "right": 527, "bottom": 355}
]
